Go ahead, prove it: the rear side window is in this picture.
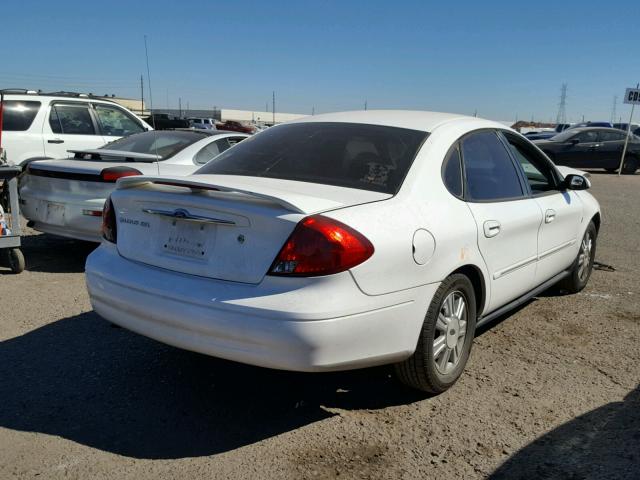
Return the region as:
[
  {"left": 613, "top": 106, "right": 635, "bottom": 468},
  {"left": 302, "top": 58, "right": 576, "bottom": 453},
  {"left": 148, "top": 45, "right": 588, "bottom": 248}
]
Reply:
[
  {"left": 442, "top": 145, "right": 463, "bottom": 197},
  {"left": 599, "top": 130, "right": 625, "bottom": 142},
  {"left": 461, "top": 131, "right": 524, "bottom": 201},
  {"left": 49, "top": 104, "right": 95, "bottom": 135},
  {"left": 1, "top": 101, "right": 41, "bottom": 131},
  {"left": 195, "top": 122, "right": 428, "bottom": 194},
  {"left": 194, "top": 139, "right": 228, "bottom": 165}
]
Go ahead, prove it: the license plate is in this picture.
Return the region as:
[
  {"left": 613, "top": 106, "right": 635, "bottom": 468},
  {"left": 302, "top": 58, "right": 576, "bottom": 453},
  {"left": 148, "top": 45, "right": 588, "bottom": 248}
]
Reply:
[
  {"left": 46, "top": 202, "right": 65, "bottom": 225},
  {"left": 162, "top": 220, "right": 208, "bottom": 259}
]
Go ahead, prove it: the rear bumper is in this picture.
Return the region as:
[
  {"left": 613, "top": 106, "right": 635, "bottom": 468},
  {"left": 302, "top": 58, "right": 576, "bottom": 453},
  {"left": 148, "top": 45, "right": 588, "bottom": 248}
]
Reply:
[
  {"left": 85, "top": 244, "right": 437, "bottom": 371},
  {"left": 20, "top": 192, "right": 104, "bottom": 242}
]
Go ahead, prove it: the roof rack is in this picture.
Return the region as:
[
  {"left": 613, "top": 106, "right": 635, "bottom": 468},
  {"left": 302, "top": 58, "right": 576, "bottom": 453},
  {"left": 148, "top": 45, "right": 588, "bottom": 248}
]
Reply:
[{"left": 0, "top": 89, "right": 118, "bottom": 103}]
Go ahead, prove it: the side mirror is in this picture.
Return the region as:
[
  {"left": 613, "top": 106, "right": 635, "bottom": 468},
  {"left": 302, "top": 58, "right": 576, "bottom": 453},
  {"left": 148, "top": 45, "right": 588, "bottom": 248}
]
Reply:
[
  {"left": 564, "top": 174, "right": 590, "bottom": 190},
  {"left": 569, "top": 138, "right": 580, "bottom": 145}
]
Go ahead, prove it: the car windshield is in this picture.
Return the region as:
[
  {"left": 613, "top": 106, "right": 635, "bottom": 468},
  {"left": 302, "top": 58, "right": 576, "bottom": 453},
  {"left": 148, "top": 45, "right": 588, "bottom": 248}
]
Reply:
[
  {"left": 194, "top": 122, "right": 428, "bottom": 194},
  {"left": 100, "top": 131, "right": 207, "bottom": 159}
]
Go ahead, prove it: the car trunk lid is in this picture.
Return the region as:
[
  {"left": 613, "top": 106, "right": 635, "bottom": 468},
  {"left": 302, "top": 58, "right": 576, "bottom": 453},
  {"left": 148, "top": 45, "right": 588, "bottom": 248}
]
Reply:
[{"left": 111, "top": 174, "right": 390, "bottom": 284}]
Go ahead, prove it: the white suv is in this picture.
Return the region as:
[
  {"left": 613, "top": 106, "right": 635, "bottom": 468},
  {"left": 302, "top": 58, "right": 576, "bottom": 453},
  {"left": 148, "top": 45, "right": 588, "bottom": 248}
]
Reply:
[{"left": 1, "top": 90, "right": 152, "bottom": 166}]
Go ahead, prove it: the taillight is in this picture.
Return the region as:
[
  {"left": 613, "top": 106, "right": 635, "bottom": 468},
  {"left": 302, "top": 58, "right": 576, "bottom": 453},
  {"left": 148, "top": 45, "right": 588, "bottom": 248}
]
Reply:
[
  {"left": 269, "top": 215, "right": 374, "bottom": 276},
  {"left": 101, "top": 196, "right": 117, "bottom": 243},
  {"left": 100, "top": 166, "right": 142, "bottom": 183}
]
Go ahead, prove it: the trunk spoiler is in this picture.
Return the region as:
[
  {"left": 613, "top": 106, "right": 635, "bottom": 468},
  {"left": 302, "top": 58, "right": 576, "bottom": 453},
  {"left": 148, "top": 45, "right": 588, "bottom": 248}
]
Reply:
[
  {"left": 116, "top": 175, "right": 310, "bottom": 214},
  {"left": 68, "top": 149, "right": 162, "bottom": 162}
]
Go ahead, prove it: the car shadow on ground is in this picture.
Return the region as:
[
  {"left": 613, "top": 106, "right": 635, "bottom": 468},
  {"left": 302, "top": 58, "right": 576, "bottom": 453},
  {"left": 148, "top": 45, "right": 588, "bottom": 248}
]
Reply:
[
  {"left": 489, "top": 384, "right": 640, "bottom": 479},
  {"left": 3, "top": 233, "right": 98, "bottom": 274},
  {"left": 0, "top": 312, "right": 425, "bottom": 460}
]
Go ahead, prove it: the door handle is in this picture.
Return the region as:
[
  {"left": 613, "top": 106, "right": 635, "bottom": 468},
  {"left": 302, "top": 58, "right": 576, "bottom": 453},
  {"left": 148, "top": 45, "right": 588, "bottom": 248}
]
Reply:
[
  {"left": 47, "top": 139, "right": 64, "bottom": 144},
  {"left": 545, "top": 209, "right": 556, "bottom": 223},
  {"left": 483, "top": 220, "right": 501, "bottom": 238}
]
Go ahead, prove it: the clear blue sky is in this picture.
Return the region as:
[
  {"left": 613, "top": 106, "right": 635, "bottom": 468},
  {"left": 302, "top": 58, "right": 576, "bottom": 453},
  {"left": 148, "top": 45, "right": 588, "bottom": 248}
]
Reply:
[{"left": 3, "top": 0, "right": 639, "bottom": 122}]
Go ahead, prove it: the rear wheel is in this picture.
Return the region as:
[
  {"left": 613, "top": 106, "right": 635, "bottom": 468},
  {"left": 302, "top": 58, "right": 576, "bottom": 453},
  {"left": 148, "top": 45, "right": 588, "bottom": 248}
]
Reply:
[
  {"left": 557, "top": 221, "right": 597, "bottom": 293},
  {"left": 395, "top": 274, "right": 477, "bottom": 393},
  {"left": 621, "top": 156, "right": 638, "bottom": 175}
]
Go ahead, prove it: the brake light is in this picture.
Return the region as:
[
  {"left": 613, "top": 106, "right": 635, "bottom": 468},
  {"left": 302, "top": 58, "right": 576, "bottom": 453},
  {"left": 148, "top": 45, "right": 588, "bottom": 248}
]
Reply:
[
  {"left": 269, "top": 215, "right": 374, "bottom": 276},
  {"left": 101, "top": 197, "right": 117, "bottom": 243},
  {"left": 100, "top": 166, "right": 142, "bottom": 183}
]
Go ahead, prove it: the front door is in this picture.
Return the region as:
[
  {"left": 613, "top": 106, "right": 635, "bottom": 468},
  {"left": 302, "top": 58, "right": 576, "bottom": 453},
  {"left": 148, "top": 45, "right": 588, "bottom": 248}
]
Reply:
[
  {"left": 460, "top": 130, "right": 542, "bottom": 313},
  {"left": 501, "top": 131, "right": 584, "bottom": 284}
]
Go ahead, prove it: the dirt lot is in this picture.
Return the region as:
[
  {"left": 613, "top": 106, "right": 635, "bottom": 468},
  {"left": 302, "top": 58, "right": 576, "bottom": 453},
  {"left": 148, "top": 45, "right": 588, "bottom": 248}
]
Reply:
[{"left": 0, "top": 172, "right": 638, "bottom": 479}]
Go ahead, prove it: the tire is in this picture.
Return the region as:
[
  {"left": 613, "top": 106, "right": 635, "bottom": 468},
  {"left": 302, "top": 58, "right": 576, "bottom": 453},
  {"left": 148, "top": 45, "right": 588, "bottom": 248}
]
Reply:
[
  {"left": 557, "top": 221, "right": 597, "bottom": 294},
  {"left": 395, "top": 274, "right": 477, "bottom": 394},
  {"left": 7, "top": 248, "right": 25, "bottom": 274},
  {"left": 621, "top": 156, "right": 638, "bottom": 175}
]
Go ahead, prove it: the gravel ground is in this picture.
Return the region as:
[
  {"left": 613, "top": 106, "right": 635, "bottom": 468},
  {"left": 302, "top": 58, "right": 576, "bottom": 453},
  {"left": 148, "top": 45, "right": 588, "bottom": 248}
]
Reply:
[{"left": 0, "top": 172, "right": 638, "bottom": 479}]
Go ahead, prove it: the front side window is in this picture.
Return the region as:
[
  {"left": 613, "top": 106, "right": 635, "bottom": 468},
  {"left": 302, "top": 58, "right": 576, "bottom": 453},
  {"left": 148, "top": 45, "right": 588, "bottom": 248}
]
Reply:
[
  {"left": 195, "top": 122, "right": 428, "bottom": 194},
  {"left": 503, "top": 133, "right": 559, "bottom": 194},
  {"left": 461, "top": 131, "right": 524, "bottom": 201},
  {"left": 49, "top": 104, "right": 95, "bottom": 135},
  {"left": 575, "top": 130, "right": 599, "bottom": 143},
  {"left": 94, "top": 104, "right": 145, "bottom": 136},
  {"left": 1, "top": 100, "right": 41, "bottom": 131}
]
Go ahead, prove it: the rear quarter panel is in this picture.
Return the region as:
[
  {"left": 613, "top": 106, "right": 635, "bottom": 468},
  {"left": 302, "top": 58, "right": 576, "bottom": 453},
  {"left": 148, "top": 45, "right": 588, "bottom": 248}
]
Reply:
[{"left": 327, "top": 120, "right": 492, "bottom": 311}]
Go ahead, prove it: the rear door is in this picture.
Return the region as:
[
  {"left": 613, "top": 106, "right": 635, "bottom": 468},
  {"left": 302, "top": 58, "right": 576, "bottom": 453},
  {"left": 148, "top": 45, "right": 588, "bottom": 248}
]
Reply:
[
  {"left": 501, "top": 132, "right": 583, "bottom": 284},
  {"left": 43, "top": 102, "right": 107, "bottom": 158},
  {"left": 597, "top": 129, "right": 627, "bottom": 168},
  {"left": 461, "top": 130, "right": 543, "bottom": 312}
]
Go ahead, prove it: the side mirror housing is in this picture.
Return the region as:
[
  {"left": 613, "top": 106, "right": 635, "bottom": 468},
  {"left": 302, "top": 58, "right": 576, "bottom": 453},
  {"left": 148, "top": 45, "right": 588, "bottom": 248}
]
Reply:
[
  {"left": 569, "top": 138, "right": 580, "bottom": 145},
  {"left": 563, "top": 173, "right": 590, "bottom": 190}
]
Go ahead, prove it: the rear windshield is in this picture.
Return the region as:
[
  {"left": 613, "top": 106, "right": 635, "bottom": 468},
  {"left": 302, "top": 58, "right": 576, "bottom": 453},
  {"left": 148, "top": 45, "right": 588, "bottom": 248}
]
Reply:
[
  {"left": 194, "top": 122, "right": 428, "bottom": 193},
  {"left": 1, "top": 100, "right": 41, "bottom": 131},
  {"left": 101, "top": 130, "right": 207, "bottom": 159}
]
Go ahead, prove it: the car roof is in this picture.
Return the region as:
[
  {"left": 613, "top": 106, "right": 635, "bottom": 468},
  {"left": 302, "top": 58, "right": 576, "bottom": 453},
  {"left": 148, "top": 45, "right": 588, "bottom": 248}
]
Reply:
[
  {"left": 288, "top": 110, "right": 495, "bottom": 133},
  {"left": 168, "top": 128, "right": 243, "bottom": 136},
  {"left": 566, "top": 127, "right": 626, "bottom": 133},
  {"left": 1, "top": 91, "right": 120, "bottom": 105}
]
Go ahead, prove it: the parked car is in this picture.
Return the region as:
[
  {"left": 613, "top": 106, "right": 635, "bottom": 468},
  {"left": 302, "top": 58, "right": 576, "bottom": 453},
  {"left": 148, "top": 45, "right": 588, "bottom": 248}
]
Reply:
[
  {"left": 188, "top": 118, "right": 217, "bottom": 130},
  {"left": 142, "top": 113, "right": 190, "bottom": 130},
  {"left": 0, "top": 90, "right": 151, "bottom": 166},
  {"left": 20, "top": 130, "right": 248, "bottom": 242},
  {"left": 534, "top": 127, "right": 640, "bottom": 174},
  {"left": 613, "top": 123, "right": 640, "bottom": 136},
  {"left": 215, "top": 120, "right": 256, "bottom": 134},
  {"left": 85, "top": 111, "right": 600, "bottom": 393}
]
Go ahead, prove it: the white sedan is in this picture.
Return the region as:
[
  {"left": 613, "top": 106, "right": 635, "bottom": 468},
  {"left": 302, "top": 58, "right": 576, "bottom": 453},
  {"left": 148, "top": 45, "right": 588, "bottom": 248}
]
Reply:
[
  {"left": 85, "top": 111, "right": 600, "bottom": 393},
  {"left": 20, "top": 130, "right": 249, "bottom": 242}
]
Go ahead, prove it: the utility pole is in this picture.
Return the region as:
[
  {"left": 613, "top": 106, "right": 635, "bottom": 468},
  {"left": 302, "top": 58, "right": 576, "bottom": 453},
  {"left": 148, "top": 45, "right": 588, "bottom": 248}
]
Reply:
[
  {"left": 611, "top": 95, "right": 618, "bottom": 124},
  {"left": 272, "top": 91, "right": 275, "bottom": 124},
  {"left": 556, "top": 83, "right": 567, "bottom": 124},
  {"left": 364, "top": 100, "right": 368, "bottom": 111},
  {"left": 186, "top": 101, "right": 189, "bottom": 117},
  {"left": 178, "top": 97, "right": 182, "bottom": 117},
  {"left": 140, "top": 75, "right": 144, "bottom": 116},
  {"left": 312, "top": 106, "right": 315, "bottom": 115}
]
